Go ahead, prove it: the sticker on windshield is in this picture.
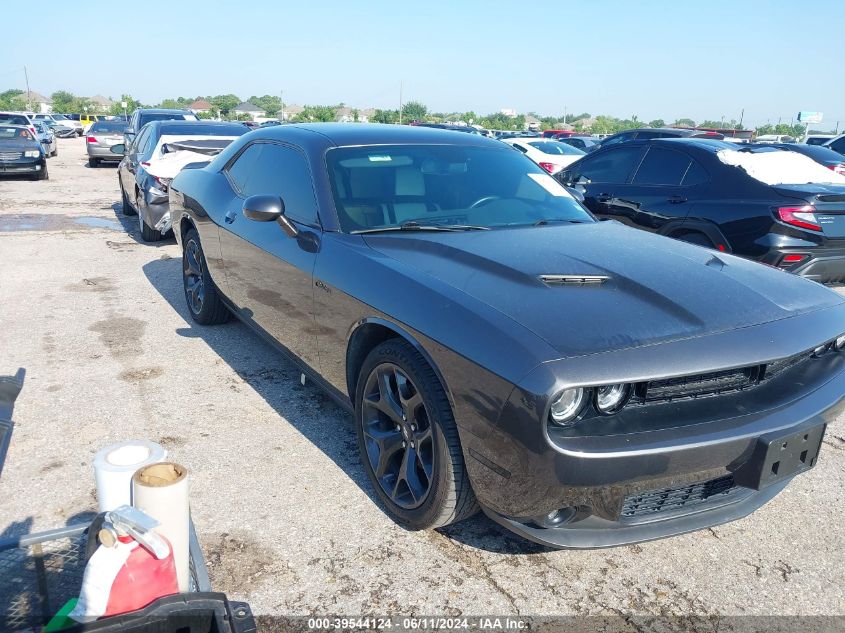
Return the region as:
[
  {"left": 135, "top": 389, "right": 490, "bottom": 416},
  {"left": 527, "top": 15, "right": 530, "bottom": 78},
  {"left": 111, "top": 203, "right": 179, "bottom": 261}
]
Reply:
[
  {"left": 528, "top": 173, "right": 571, "bottom": 198},
  {"left": 368, "top": 155, "right": 392, "bottom": 162}
]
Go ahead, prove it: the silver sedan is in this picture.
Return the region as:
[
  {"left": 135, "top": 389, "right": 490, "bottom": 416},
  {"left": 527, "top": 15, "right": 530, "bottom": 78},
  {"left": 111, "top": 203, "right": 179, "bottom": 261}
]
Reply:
[
  {"left": 32, "top": 121, "right": 57, "bottom": 157},
  {"left": 86, "top": 120, "right": 128, "bottom": 167}
]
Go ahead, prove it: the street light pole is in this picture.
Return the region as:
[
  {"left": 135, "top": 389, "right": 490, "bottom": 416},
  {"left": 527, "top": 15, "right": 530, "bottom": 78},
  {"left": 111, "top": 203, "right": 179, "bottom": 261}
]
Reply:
[
  {"left": 398, "top": 81, "right": 403, "bottom": 125},
  {"left": 23, "top": 65, "right": 31, "bottom": 111}
]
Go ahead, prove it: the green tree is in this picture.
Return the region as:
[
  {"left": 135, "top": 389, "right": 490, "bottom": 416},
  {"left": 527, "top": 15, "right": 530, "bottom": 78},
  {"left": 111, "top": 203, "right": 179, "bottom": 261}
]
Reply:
[
  {"left": 293, "top": 105, "right": 337, "bottom": 122},
  {"left": 568, "top": 112, "right": 590, "bottom": 123},
  {"left": 674, "top": 118, "right": 696, "bottom": 128},
  {"left": 108, "top": 94, "right": 142, "bottom": 116},
  {"left": 0, "top": 89, "right": 25, "bottom": 111},
  {"left": 371, "top": 109, "right": 399, "bottom": 124},
  {"left": 248, "top": 95, "right": 282, "bottom": 117},
  {"left": 210, "top": 94, "right": 241, "bottom": 116},
  {"left": 401, "top": 100, "right": 427, "bottom": 122},
  {"left": 648, "top": 119, "right": 665, "bottom": 128},
  {"left": 50, "top": 90, "right": 77, "bottom": 113}
]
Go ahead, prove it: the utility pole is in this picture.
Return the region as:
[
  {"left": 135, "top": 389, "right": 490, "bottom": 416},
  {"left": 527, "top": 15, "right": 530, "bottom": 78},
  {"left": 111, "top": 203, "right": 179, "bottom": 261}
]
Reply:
[
  {"left": 563, "top": 105, "right": 567, "bottom": 126},
  {"left": 23, "top": 65, "right": 31, "bottom": 111},
  {"left": 739, "top": 108, "right": 744, "bottom": 128},
  {"left": 398, "top": 81, "right": 403, "bottom": 125}
]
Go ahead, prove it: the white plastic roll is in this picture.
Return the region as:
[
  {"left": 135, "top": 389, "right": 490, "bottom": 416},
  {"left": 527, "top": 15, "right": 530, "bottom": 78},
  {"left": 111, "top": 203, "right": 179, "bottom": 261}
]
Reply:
[
  {"left": 93, "top": 441, "right": 167, "bottom": 513},
  {"left": 132, "top": 462, "right": 190, "bottom": 592}
]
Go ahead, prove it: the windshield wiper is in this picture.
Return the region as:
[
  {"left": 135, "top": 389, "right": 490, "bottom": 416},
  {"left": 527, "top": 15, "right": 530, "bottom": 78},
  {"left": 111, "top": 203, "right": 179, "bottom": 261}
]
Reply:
[
  {"left": 533, "top": 218, "right": 587, "bottom": 226},
  {"left": 352, "top": 221, "right": 490, "bottom": 234}
]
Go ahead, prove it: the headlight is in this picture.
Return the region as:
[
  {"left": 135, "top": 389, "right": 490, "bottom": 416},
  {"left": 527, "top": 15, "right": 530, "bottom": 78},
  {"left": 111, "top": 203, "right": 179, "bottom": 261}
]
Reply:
[
  {"left": 835, "top": 334, "right": 845, "bottom": 351},
  {"left": 595, "top": 383, "right": 632, "bottom": 414},
  {"left": 549, "top": 388, "right": 586, "bottom": 426},
  {"left": 24, "top": 150, "right": 40, "bottom": 158}
]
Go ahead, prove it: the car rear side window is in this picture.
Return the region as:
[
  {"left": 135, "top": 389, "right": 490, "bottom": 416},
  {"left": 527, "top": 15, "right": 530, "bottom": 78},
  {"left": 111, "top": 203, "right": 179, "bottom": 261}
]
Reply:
[
  {"left": 632, "top": 147, "right": 692, "bottom": 185},
  {"left": 681, "top": 159, "right": 709, "bottom": 186},
  {"left": 575, "top": 146, "right": 643, "bottom": 184},
  {"left": 226, "top": 142, "right": 319, "bottom": 227},
  {"left": 829, "top": 138, "right": 845, "bottom": 155}
]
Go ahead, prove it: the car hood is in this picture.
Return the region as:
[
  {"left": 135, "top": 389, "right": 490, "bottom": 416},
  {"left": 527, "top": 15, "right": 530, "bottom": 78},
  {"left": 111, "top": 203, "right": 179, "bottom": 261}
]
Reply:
[{"left": 363, "top": 222, "right": 844, "bottom": 359}]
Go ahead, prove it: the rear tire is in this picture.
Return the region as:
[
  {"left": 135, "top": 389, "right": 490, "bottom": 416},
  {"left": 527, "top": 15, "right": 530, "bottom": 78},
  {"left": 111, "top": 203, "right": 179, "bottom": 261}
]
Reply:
[
  {"left": 120, "top": 181, "right": 136, "bottom": 216},
  {"left": 355, "top": 339, "right": 478, "bottom": 530},
  {"left": 182, "top": 228, "right": 230, "bottom": 325},
  {"left": 89, "top": 158, "right": 99, "bottom": 168},
  {"left": 138, "top": 195, "right": 162, "bottom": 243}
]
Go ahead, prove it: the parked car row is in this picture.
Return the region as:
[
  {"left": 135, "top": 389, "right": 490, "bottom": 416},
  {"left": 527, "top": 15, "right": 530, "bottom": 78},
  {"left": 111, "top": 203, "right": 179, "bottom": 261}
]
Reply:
[{"left": 159, "top": 123, "right": 845, "bottom": 549}]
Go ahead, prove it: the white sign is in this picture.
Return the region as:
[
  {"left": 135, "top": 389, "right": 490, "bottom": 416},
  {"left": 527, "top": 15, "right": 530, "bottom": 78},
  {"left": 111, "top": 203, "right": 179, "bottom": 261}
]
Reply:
[
  {"left": 121, "top": 101, "right": 127, "bottom": 108},
  {"left": 798, "top": 111, "right": 823, "bottom": 124}
]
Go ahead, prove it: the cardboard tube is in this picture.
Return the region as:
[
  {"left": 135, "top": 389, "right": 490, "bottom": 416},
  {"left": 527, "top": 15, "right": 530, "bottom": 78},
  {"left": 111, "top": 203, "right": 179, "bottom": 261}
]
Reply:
[
  {"left": 131, "top": 462, "right": 190, "bottom": 592},
  {"left": 94, "top": 441, "right": 167, "bottom": 512}
]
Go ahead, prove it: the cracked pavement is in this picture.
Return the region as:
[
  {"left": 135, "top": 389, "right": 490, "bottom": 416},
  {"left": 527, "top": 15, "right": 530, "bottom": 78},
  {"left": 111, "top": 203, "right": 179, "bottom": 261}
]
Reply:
[{"left": 0, "top": 137, "right": 844, "bottom": 620}]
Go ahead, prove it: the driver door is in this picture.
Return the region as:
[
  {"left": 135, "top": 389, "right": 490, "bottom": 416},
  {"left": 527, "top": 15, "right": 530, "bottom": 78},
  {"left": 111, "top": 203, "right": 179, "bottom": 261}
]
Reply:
[{"left": 218, "top": 141, "right": 323, "bottom": 370}]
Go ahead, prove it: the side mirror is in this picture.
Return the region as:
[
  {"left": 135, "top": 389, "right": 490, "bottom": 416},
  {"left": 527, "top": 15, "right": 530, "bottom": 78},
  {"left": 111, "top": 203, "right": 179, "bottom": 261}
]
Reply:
[
  {"left": 243, "top": 195, "right": 298, "bottom": 238},
  {"left": 110, "top": 144, "right": 125, "bottom": 155}
]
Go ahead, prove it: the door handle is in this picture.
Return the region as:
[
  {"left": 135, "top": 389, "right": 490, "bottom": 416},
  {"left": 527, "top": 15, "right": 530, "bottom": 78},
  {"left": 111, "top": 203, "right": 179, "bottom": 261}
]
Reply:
[
  {"left": 668, "top": 195, "right": 687, "bottom": 204},
  {"left": 224, "top": 210, "right": 237, "bottom": 224},
  {"left": 596, "top": 193, "right": 612, "bottom": 203}
]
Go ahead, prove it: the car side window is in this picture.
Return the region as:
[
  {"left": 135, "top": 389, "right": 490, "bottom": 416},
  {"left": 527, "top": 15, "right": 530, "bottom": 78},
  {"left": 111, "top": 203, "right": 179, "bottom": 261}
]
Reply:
[
  {"left": 681, "top": 159, "right": 709, "bottom": 186},
  {"left": 632, "top": 147, "right": 692, "bottom": 186},
  {"left": 574, "top": 146, "right": 644, "bottom": 184},
  {"left": 830, "top": 138, "right": 845, "bottom": 155},
  {"left": 225, "top": 143, "right": 263, "bottom": 193},
  {"left": 131, "top": 127, "right": 150, "bottom": 155},
  {"left": 513, "top": 144, "right": 528, "bottom": 153},
  {"left": 227, "top": 143, "right": 320, "bottom": 227}
]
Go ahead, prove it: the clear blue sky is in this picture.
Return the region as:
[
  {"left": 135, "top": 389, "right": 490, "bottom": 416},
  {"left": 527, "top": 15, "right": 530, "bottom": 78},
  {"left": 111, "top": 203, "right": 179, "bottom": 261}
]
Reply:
[{"left": 1, "top": 0, "right": 843, "bottom": 129}]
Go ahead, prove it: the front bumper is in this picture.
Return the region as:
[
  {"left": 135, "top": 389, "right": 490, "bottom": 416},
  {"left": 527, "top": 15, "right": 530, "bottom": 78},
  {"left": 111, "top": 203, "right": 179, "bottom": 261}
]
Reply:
[
  {"left": 141, "top": 186, "right": 172, "bottom": 235},
  {"left": 458, "top": 306, "right": 845, "bottom": 548},
  {"left": 0, "top": 159, "right": 44, "bottom": 174}
]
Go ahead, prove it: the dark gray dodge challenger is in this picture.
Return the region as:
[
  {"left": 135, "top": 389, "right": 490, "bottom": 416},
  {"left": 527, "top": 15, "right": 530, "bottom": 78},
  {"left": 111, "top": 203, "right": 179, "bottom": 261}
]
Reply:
[{"left": 168, "top": 123, "right": 845, "bottom": 548}]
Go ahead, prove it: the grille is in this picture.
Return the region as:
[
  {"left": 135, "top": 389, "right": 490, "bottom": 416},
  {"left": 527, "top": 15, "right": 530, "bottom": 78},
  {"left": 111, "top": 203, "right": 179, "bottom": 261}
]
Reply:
[
  {"left": 0, "top": 152, "right": 22, "bottom": 161},
  {"left": 621, "top": 475, "right": 738, "bottom": 519},
  {"left": 633, "top": 349, "right": 815, "bottom": 404}
]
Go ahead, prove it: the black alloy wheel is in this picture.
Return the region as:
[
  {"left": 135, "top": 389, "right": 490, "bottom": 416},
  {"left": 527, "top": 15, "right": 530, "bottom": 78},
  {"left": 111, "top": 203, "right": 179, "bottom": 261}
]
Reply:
[
  {"left": 361, "top": 362, "right": 434, "bottom": 509},
  {"left": 355, "top": 339, "right": 478, "bottom": 530},
  {"left": 182, "top": 229, "right": 230, "bottom": 325}
]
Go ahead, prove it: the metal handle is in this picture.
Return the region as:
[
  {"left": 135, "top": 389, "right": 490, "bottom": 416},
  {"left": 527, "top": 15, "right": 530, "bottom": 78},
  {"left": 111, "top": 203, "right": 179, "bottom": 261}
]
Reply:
[{"left": 224, "top": 210, "right": 237, "bottom": 224}]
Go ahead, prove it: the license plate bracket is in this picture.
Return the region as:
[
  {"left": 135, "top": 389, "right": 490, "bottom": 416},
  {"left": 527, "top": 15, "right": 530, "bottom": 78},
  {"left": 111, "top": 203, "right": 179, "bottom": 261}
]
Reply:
[{"left": 731, "top": 423, "right": 825, "bottom": 490}]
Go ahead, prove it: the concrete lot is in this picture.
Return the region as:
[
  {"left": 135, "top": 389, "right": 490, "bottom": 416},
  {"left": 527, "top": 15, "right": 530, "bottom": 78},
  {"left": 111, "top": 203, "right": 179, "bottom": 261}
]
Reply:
[{"left": 1, "top": 137, "right": 844, "bottom": 620}]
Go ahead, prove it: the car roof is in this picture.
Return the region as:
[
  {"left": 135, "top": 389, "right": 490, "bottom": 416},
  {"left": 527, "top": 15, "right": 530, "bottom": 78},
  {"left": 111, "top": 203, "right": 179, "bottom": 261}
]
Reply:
[
  {"left": 136, "top": 108, "right": 194, "bottom": 115},
  {"left": 154, "top": 120, "right": 242, "bottom": 129},
  {"left": 256, "top": 122, "right": 501, "bottom": 148}
]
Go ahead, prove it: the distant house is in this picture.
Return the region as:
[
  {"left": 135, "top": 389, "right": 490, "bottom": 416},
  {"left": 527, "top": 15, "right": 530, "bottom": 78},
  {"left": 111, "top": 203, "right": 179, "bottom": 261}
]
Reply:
[
  {"left": 335, "top": 106, "right": 354, "bottom": 123},
  {"left": 189, "top": 99, "right": 213, "bottom": 114},
  {"left": 280, "top": 104, "right": 304, "bottom": 121},
  {"left": 233, "top": 101, "right": 265, "bottom": 119},
  {"left": 500, "top": 108, "right": 517, "bottom": 117},
  {"left": 358, "top": 107, "right": 376, "bottom": 123},
  {"left": 22, "top": 91, "right": 52, "bottom": 113},
  {"left": 90, "top": 95, "right": 114, "bottom": 113}
]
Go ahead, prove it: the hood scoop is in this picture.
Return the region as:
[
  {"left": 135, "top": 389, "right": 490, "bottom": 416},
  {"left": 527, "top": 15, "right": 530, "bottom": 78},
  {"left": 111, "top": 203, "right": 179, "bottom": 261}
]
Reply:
[{"left": 539, "top": 274, "right": 609, "bottom": 286}]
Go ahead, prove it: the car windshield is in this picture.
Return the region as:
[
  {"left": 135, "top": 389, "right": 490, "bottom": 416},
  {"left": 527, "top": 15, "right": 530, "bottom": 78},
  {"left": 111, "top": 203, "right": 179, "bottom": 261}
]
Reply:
[
  {"left": 90, "top": 121, "right": 128, "bottom": 133},
  {"left": 527, "top": 141, "right": 585, "bottom": 156},
  {"left": 327, "top": 144, "right": 594, "bottom": 232},
  {"left": 51, "top": 114, "right": 69, "bottom": 121},
  {"left": 157, "top": 123, "right": 247, "bottom": 136},
  {"left": 0, "top": 126, "right": 32, "bottom": 140}
]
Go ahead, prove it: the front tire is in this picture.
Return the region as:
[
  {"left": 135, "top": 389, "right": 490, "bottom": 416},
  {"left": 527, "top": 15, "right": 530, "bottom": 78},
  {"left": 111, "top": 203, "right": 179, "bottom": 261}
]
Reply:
[
  {"left": 36, "top": 164, "right": 48, "bottom": 180},
  {"left": 355, "top": 340, "right": 478, "bottom": 530},
  {"left": 182, "top": 228, "right": 230, "bottom": 325}
]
